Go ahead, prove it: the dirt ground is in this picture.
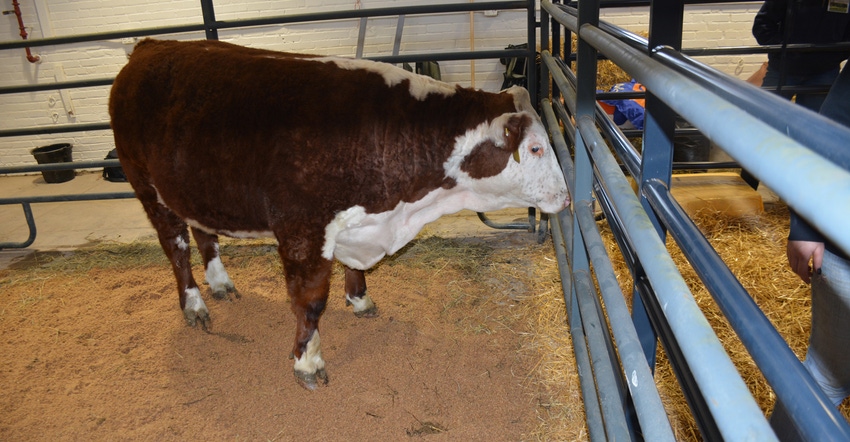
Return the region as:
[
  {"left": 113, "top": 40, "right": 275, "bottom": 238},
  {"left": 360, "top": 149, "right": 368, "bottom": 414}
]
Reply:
[{"left": 0, "top": 229, "right": 578, "bottom": 441}]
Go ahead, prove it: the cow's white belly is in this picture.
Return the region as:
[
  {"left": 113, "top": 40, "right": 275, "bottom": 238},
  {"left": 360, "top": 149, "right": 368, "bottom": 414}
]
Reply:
[{"left": 324, "top": 186, "right": 493, "bottom": 270}]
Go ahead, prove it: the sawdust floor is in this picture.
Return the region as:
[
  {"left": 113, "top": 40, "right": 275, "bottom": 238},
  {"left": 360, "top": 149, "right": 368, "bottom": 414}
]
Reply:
[{"left": 0, "top": 231, "right": 569, "bottom": 441}]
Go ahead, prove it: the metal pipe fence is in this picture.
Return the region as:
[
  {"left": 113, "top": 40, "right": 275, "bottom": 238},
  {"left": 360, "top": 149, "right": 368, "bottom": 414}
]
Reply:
[{"left": 541, "top": 0, "right": 850, "bottom": 440}]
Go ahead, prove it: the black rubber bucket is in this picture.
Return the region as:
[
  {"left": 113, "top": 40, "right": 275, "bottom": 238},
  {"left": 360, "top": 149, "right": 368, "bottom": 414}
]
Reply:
[{"left": 31, "top": 143, "right": 75, "bottom": 183}]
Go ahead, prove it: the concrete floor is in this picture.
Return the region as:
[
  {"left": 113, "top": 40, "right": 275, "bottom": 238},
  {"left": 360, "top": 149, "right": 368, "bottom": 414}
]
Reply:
[
  {"left": 0, "top": 171, "right": 537, "bottom": 270},
  {"left": 0, "top": 172, "right": 152, "bottom": 269}
]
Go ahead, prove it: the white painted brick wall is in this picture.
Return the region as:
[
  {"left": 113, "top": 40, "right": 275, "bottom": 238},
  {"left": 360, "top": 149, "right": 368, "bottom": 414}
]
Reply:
[
  {"left": 1, "top": 1, "right": 763, "bottom": 167},
  {"left": 600, "top": 4, "right": 765, "bottom": 78}
]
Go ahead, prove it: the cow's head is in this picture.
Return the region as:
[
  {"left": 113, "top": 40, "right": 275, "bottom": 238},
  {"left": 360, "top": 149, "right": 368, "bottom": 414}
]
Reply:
[{"left": 445, "top": 87, "right": 570, "bottom": 214}]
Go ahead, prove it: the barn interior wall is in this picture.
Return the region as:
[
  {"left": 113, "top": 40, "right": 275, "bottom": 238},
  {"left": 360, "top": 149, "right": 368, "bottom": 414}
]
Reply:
[{"left": 0, "top": 0, "right": 761, "bottom": 167}]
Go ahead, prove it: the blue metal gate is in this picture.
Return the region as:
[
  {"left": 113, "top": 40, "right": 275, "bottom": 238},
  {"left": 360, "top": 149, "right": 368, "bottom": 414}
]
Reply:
[{"left": 540, "top": 1, "right": 850, "bottom": 440}]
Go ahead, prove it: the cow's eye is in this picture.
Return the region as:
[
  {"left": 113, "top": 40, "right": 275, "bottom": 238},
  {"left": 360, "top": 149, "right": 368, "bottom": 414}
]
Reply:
[{"left": 531, "top": 146, "right": 541, "bottom": 154}]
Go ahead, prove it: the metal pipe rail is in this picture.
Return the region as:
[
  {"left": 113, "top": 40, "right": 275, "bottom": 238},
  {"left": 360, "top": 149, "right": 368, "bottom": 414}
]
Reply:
[
  {"left": 579, "top": 22, "right": 850, "bottom": 259},
  {"left": 0, "top": 159, "right": 120, "bottom": 175},
  {"left": 652, "top": 46, "right": 850, "bottom": 172},
  {"left": 0, "top": 191, "right": 135, "bottom": 250},
  {"left": 0, "top": 1, "right": 528, "bottom": 51},
  {"left": 0, "top": 197, "right": 130, "bottom": 247},
  {"left": 575, "top": 195, "right": 676, "bottom": 441},
  {"left": 0, "top": 123, "right": 112, "bottom": 139},
  {"left": 576, "top": 109, "right": 773, "bottom": 439},
  {"left": 642, "top": 178, "right": 850, "bottom": 441},
  {"left": 0, "top": 78, "right": 114, "bottom": 95},
  {"left": 542, "top": 0, "right": 850, "bottom": 439}
]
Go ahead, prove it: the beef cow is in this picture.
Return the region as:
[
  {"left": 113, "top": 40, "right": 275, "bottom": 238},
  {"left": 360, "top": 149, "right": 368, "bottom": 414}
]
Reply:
[{"left": 109, "top": 39, "right": 569, "bottom": 390}]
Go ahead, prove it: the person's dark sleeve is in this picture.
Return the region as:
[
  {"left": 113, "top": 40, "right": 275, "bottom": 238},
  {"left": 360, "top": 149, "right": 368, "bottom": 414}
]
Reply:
[
  {"left": 752, "top": 0, "right": 785, "bottom": 45},
  {"left": 844, "top": 18, "right": 850, "bottom": 43},
  {"left": 788, "top": 209, "right": 826, "bottom": 243}
]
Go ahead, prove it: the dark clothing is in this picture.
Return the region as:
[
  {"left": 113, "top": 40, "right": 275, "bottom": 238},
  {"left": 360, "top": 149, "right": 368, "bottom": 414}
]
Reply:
[
  {"left": 787, "top": 63, "right": 850, "bottom": 260},
  {"left": 753, "top": 0, "right": 850, "bottom": 76},
  {"left": 752, "top": 0, "right": 850, "bottom": 260}
]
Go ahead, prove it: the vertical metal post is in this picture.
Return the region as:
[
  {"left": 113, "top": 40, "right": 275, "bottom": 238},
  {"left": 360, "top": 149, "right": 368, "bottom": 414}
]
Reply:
[
  {"left": 199, "top": 0, "right": 219, "bottom": 40},
  {"left": 550, "top": 0, "right": 562, "bottom": 103},
  {"left": 526, "top": 0, "right": 537, "bottom": 108},
  {"left": 356, "top": 17, "right": 368, "bottom": 58},
  {"left": 573, "top": 0, "right": 599, "bottom": 281},
  {"left": 574, "top": 3, "right": 629, "bottom": 437},
  {"left": 631, "top": 0, "right": 684, "bottom": 369},
  {"left": 540, "top": 1, "right": 550, "bottom": 101},
  {"left": 0, "top": 203, "right": 37, "bottom": 249}
]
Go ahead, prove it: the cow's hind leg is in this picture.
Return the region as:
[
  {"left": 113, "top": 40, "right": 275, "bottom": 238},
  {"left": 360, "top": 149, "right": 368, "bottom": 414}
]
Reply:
[
  {"left": 141, "top": 200, "right": 210, "bottom": 330},
  {"left": 344, "top": 267, "right": 377, "bottom": 318},
  {"left": 191, "top": 228, "right": 239, "bottom": 301}
]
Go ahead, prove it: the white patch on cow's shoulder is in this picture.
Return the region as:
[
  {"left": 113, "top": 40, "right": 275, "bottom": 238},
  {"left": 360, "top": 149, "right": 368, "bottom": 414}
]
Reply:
[
  {"left": 323, "top": 206, "right": 368, "bottom": 261},
  {"left": 325, "top": 187, "right": 470, "bottom": 270},
  {"left": 293, "top": 331, "right": 325, "bottom": 375},
  {"left": 313, "top": 56, "right": 456, "bottom": 101},
  {"left": 345, "top": 293, "right": 375, "bottom": 314}
]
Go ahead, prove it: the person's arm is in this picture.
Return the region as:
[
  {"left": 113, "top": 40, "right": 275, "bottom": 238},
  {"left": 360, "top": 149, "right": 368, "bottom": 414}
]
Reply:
[{"left": 787, "top": 210, "right": 826, "bottom": 283}]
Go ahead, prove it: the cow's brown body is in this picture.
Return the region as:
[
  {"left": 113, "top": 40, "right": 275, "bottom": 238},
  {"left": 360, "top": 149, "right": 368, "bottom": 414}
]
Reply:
[{"left": 109, "top": 39, "right": 568, "bottom": 389}]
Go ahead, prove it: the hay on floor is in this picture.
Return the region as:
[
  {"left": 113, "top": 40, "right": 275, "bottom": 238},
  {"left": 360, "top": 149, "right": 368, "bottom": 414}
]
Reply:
[{"left": 588, "top": 201, "right": 849, "bottom": 440}]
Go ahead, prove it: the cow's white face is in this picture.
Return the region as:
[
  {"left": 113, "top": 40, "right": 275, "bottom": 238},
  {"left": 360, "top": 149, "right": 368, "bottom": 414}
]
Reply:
[
  {"left": 444, "top": 108, "right": 570, "bottom": 215},
  {"left": 505, "top": 116, "right": 571, "bottom": 214},
  {"left": 501, "top": 86, "right": 570, "bottom": 213}
]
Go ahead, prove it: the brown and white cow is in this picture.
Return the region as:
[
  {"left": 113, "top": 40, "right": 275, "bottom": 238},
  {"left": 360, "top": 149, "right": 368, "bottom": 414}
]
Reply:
[{"left": 109, "top": 39, "right": 569, "bottom": 390}]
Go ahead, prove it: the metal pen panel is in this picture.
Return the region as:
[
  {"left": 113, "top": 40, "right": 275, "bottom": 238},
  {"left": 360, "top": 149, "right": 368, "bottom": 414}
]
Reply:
[
  {"left": 551, "top": 214, "right": 605, "bottom": 441},
  {"left": 573, "top": 268, "right": 631, "bottom": 440},
  {"left": 575, "top": 113, "right": 777, "bottom": 440},
  {"left": 652, "top": 47, "right": 850, "bottom": 172},
  {"left": 575, "top": 199, "right": 675, "bottom": 441},
  {"left": 643, "top": 178, "right": 850, "bottom": 441},
  {"left": 579, "top": 21, "right": 850, "bottom": 280}
]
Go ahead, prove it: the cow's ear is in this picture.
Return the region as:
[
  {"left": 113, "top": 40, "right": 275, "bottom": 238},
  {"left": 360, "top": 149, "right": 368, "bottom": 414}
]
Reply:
[{"left": 503, "top": 114, "right": 530, "bottom": 162}]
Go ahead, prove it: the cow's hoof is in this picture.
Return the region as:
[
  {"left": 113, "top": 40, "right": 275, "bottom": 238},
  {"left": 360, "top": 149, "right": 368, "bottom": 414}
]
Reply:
[
  {"left": 353, "top": 305, "right": 379, "bottom": 318},
  {"left": 212, "top": 283, "right": 240, "bottom": 301},
  {"left": 346, "top": 294, "right": 378, "bottom": 318},
  {"left": 294, "top": 368, "right": 329, "bottom": 391},
  {"left": 185, "top": 310, "right": 212, "bottom": 332}
]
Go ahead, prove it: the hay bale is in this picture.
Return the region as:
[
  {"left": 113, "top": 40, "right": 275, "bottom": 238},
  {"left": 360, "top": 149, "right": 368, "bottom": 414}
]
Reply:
[{"left": 565, "top": 32, "right": 646, "bottom": 90}]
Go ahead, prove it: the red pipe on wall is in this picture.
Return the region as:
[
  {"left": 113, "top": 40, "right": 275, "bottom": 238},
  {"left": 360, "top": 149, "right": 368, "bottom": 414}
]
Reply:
[{"left": 6, "top": 0, "right": 41, "bottom": 63}]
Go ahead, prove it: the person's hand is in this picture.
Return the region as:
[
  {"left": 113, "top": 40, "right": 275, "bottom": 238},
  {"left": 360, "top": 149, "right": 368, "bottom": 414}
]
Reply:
[{"left": 786, "top": 240, "right": 825, "bottom": 284}]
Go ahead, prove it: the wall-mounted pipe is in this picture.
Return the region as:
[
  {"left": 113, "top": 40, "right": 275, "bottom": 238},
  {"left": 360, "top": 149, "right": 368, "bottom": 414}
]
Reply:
[{"left": 2, "top": 0, "right": 41, "bottom": 63}]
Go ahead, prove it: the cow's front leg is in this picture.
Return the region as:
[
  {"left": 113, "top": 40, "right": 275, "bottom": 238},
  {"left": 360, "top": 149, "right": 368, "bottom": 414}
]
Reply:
[
  {"left": 281, "top": 247, "right": 333, "bottom": 390},
  {"left": 344, "top": 267, "right": 378, "bottom": 318},
  {"left": 191, "top": 227, "right": 239, "bottom": 300}
]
